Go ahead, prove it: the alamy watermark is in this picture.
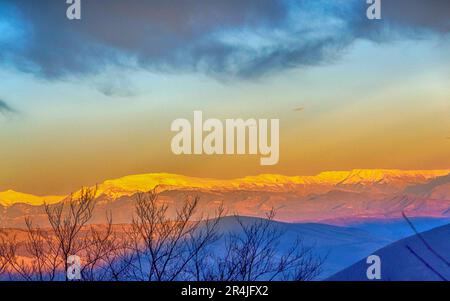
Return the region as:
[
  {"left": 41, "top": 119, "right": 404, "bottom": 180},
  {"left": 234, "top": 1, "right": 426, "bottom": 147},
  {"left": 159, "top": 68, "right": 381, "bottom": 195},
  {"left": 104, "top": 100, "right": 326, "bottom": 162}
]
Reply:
[
  {"left": 66, "top": 0, "right": 381, "bottom": 22},
  {"left": 366, "top": 255, "right": 382, "bottom": 280},
  {"left": 366, "top": 0, "right": 382, "bottom": 20},
  {"left": 67, "top": 255, "right": 81, "bottom": 280},
  {"left": 66, "top": 1, "right": 381, "bottom": 22},
  {"left": 66, "top": 0, "right": 81, "bottom": 20},
  {"left": 171, "top": 111, "right": 280, "bottom": 166}
]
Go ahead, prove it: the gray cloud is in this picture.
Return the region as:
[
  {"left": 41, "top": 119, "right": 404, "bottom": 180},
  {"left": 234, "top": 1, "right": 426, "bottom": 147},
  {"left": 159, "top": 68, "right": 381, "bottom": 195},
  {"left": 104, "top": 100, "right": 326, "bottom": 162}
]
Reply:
[
  {"left": 2, "top": 0, "right": 286, "bottom": 78},
  {"left": 382, "top": 0, "right": 450, "bottom": 33},
  {"left": 1, "top": 0, "right": 448, "bottom": 85},
  {"left": 0, "top": 99, "right": 16, "bottom": 116}
]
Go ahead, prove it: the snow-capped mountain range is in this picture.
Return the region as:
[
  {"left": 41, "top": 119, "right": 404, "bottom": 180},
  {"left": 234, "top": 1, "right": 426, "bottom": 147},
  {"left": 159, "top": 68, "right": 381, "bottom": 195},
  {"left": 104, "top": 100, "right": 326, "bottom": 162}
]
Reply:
[{"left": 1, "top": 169, "right": 450, "bottom": 227}]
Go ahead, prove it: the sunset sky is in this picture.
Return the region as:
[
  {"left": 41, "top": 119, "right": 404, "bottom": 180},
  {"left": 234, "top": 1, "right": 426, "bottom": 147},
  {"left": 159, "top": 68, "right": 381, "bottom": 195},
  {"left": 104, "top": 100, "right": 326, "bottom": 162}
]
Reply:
[{"left": 0, "top": 0, "right": 449, "bottom": 195}]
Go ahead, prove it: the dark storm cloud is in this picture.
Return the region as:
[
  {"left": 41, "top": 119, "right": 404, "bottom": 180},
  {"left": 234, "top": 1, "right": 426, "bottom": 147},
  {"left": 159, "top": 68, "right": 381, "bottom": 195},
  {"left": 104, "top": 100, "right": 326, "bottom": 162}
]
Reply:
[{"left": 0, "top": 0, "right": 448, "bottom": 83}]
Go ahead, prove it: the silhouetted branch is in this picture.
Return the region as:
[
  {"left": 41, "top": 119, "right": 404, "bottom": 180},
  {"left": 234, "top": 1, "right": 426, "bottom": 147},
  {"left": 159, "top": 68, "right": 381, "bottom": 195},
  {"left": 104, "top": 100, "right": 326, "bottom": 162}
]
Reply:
[{"left": 402, "top": 212, "right": 450, "bottom": 267}]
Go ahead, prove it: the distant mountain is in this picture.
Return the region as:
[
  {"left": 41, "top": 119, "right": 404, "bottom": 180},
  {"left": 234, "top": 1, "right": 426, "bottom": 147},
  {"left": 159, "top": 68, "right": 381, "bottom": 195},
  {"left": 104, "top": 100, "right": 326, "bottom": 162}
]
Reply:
[
  {"left": 1, "top": 169, "right": 450, "bottom": 228},
  {"left": 1, "top": 213, "right": 447, "bottom": 280},
  {"left": 0, "top": 215, "right": 391, "bottom": 280},
  {"left": 205, "top": 216, "right": 390, "bottom": 279},
  {"left": 0, "top": 190, "right": 63, "bottom": 207},
  {"left": 342, "top": 217, "right": 450, "bottom": 241},
  {"left": 216, "top": 217, "right": 450, "bottom": 279},
  {"left": 405, "top": 173, "right": 450, "bottom": 199},
  {"left": 3, "top": 169, "right": 450, "bottom": 204},
  {"left": 327, "top": 223, "right": 450, "bottom": 281},
  {"left": 85, "top": 169, "right": 450, "bottom": 198}
]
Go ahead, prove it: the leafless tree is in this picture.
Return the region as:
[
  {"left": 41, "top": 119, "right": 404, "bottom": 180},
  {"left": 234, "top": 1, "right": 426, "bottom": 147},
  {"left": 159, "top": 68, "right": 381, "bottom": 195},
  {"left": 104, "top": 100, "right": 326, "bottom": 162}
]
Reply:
[
  {"left": 44, "top": 187, "right": 96, "bottom": 280},
  {"left": 20, "top": 218, "right": 60, "bottom": 280},
  {"left": 98, "top": 231, "right": 136, "bottom": 281},
  {"left": 80, "top": 213, "right": 114, "bottom": 281},
  {"left": 80, "top": 214, "right": 136, "bottom": 281},
  {"left": 126, "top": 189, "right": 223, "bottom": 281},
  {"left": 0, "top": 187, "right": 324, "bottom": 282},
  {"left": 0, "top": 230, "right": 15, "bottom": 278},
  {"left": 0, "top": 221, "right": 60, "bottom": 281},
  {"left": 198, "top": 210, "right": 324, "bottom": 281},
  {"left": 0, "top": 188, "right": 97, "bottom": 281},
  {"left": 402, "top": 212, "right": 449, "bottom": 281}
]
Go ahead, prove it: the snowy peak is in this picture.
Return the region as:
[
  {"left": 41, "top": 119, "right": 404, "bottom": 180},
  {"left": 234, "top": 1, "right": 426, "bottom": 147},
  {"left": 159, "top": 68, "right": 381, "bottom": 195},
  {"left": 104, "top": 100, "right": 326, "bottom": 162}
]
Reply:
[
  {"left": 335, "top": 169, "right": 450, "bottom": 185},
  {"left": 92, "top": 169, "right": 450, "bottom": 199},
  {"left": 2, "top": 169, "right": 450, "bottom": 205},
  {"left": 0, "top": 190, "right": 64, "bottom": 207}
]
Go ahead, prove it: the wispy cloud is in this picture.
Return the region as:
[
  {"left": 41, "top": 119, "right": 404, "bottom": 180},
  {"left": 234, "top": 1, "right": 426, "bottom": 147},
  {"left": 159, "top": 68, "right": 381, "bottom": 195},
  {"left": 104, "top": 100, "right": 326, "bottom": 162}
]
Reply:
[
  {"left": 0, "top": 99, "right": 16, "bottom": 116},
  {"left": 293, "top": 107, "right": 304, "bottom": 112}
]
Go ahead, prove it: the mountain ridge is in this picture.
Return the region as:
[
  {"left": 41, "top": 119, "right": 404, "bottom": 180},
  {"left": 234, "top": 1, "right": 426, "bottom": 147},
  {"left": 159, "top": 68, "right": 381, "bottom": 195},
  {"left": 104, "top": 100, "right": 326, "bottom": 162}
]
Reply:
[
  {"left": 327, "top": 222, "right": 450, "bottom": 281},
  {"left": 2, "top": 169, "right": 450, "bottom": 207},
  {"left": 86, "top": 168, "right": 450, "bottom": 199},
  {"left": 0, "top": 190, "right": 64, "bottom": 207}
]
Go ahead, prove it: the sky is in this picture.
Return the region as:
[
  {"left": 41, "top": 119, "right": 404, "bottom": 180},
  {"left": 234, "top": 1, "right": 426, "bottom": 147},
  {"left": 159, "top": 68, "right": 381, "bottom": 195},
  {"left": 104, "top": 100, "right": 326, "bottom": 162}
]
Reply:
[{"left": 0, "top": 0, "right": 449, "bottom": 195}]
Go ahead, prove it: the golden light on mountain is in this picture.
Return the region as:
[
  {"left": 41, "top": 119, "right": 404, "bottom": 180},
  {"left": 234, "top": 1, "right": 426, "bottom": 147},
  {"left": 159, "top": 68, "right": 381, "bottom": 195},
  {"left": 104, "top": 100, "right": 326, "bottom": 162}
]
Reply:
[
  {"left": 3, "top": 169, "right": 444, "bottom": 205},
  {"left": 0, "top": 190, "right": 64, "bottom": 207}
]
